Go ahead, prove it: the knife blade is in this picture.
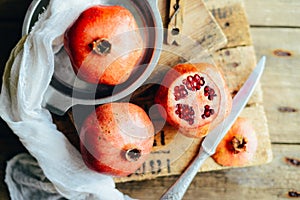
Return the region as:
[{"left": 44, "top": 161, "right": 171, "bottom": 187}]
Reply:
[{"left": 160, "top": 56, "right": 266, "bottom": 200}]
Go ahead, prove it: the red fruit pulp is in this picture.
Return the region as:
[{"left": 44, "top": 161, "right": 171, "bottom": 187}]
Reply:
[
  {"left": 79, "top": 103, "right": 154, "bottom": 176},
  {"left": 155, "top": 63, "right": 232, "bottom": 138},
  {"left": 64, "top": 5, "right": 144, "bottom": 85}
]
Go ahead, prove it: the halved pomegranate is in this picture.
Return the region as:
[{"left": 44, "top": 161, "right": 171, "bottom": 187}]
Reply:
[
  {"left": 154, "top": 63, "right": 232, "bottom": 138},
  {"left": 64, "top": 5, "right": 143, "bottom": 85},
  {"left": 79, "top": 103, "right": 154, "bottom": 176},
  {"left": 212, "top": 117, "right": 258, "bottom": 166}
]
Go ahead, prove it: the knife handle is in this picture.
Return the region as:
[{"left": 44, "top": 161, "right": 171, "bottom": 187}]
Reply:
[{"left": 160, "top": 147, "right": 210, "bottom": 200}]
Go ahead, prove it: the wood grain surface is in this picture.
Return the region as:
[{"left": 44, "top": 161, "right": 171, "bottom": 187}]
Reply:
[
  {"left": 158, "top": 0, "right": 227, "bottom": 52},
  {"left": 0, "top": 0, "right": 300, "bottom": 199},
  {"left": 244, "top": 0, "right": 300, "bottom": 27},
  {"left": 250, "top": 27, "right": 300, "bottom": 144}
]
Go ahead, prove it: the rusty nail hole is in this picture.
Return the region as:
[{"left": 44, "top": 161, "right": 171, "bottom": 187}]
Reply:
[
  {"left": 225, "top": 50, "right": 230, "bottom": 56},
  {"left": 224, "top": 22, "right": 230, "bottom": 27},
  {"left": 273, "top": 49, "right": 292, "bottom": 57},
  {"left": 278, "top": 106, "right": 298, "bottom": 113},
  {"left": 232, "top": 62, "right": 239, "bottom": 68},
  {"left": 285, "top": 157, "right": 300, "bottom": 167},
  {"left": 245, "top": 103, "right": 252, "bottom": 108},
  {"left": 288, "top": 191, "right": 300, "bottom": 198}
]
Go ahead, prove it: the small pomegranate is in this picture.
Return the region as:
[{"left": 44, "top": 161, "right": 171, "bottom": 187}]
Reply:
[
  {"left": 79, "top": 103, "right": 154, "bottom": 176},
  {"left": 212, "top": 117, "right": 258, "bottom": 166},
  {"left": 154, "top": 63, "right": 232, "bottom": 138},
  {"left": 64, "top": 5, "right": 143, "bottom": 85}
]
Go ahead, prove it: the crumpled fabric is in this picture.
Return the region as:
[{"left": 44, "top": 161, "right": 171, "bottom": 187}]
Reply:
[
  {"left": 0, "top": 0, "right": 134, "bottom": 199},
  {"left": 5, "top": 153, "right": 66, "bottom": 200}
]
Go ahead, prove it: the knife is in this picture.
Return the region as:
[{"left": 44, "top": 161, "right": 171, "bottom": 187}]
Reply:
[{"left": 160, "top": 56, "right": 266, "bottom": 200}]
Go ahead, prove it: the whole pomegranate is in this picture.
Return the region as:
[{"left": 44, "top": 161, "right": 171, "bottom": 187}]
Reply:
[
  {"left": 64, "top": 5, "right": 143, "bottom": 85},
  {"left": 79, "top": 103, "right": 154, "bottom": 176},
  {"left": 154, "top": 63, "right": 232, "bottom": 138},
  {"left": 212, "top": 117, "right": 258, "bottom": 166}
]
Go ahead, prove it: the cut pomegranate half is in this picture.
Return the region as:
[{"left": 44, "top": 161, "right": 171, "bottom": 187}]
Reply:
[{"left": 154, "top": 63, "right": 232, "bottom": 138}]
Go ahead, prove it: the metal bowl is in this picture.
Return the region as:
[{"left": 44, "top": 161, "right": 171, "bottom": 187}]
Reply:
[{"left": 22, "top": 0, "right": 163, "bottom": 115}]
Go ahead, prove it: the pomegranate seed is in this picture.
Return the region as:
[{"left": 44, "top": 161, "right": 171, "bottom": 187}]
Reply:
[
  {"left": 175, "top": 104, "right": 195, "bottom": 125},
  {"left": 208, "top": 94, "right": 217, "bottom": 101},
  {"left": 187, "top": 76, "right": 193, "bottom": 82},
  {"left": 199, "top": 77, "right": 205, "bottom": 86},
  {"left": 190, "top": 109, "right": 195, "bottom": 115},
  {"left": 185, "top": 82, "right": 192, "bottom": 90},
  {"left": 184, "top": 109, "right": 190, "bottom": 115},
  {"left": 194, "top": 74, "right": 200, "bottom": 80},
  {"left": 183, "top": 74, "right": 205, "bottom": 91},
  {"left": 204, "top": 86, "right": 217, "bottom": 101},
  {"left": 174, "top": 84, "right": 188, "bottom": 101},
  {"left": 202, "top": 105, "right": 215, "bottom": 119},
  {"left": 204, "top": 111, "right": 211, "bottom": 117}
]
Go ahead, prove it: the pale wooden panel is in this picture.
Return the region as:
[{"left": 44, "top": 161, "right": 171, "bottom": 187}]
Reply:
[
  {"left": 117, "top": 144, "right": 300, "bottom": 199},
  {"left": 251, "top": 28, "right": 300, "bottom": 144},
  {"left": 203, "top": 0, "right": 243, "bottom": 8},
  {"left": 204, "top": 0, "right": 252, "bottom": 48},
  {"left": 157, "top": 0, "right": 227, "bottom": 52},
  {"left": 244, "top": 0, "right": 300, "bottom": 27}
]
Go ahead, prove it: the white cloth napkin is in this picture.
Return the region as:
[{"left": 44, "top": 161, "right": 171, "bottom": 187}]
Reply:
[
  {"left": 0, "top": 0, "right": 134, "bottom": 199},
  {"left": 6, "top": 153, "right": 67, "bottom": 200}
]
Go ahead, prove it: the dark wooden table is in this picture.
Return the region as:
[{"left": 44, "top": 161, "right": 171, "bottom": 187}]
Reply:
[{"left": 1, "top": 0, "right": 300, "bottom": 199}]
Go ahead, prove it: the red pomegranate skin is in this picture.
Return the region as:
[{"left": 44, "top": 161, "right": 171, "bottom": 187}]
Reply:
[
  {"left": 154, "top": 63, "right": 232, "bottom": 138},
  {"left": 64, "top": 5, "right": 144, "bottom": 85},
  {"left": 212, "top": 117, "right": 258, "bottom": 166},
  {"left": 80, "top": 103, "right": 154, "bottom": 177}
]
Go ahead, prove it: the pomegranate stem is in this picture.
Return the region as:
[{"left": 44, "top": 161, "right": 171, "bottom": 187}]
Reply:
[
  {"left": 92, "top": 38, "right": 111, "bottom": 55},
  {"left": 125, "top": 148, "right": 141, "bottom": 162},
  {"left": 231, "top": 135, "right": 248, "bottom": 154}
]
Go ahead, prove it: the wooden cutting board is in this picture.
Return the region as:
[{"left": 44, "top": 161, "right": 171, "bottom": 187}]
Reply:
[{"left": 52, "top": 0, "right": 272, "bottom": 183}]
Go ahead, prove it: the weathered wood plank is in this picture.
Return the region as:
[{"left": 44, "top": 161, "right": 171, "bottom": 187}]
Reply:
[
  {"left": 204, "top": 0, "right": 252, "bottom": 48},
  {"left": 244, "top": 0, "right": 300, "bottom": 27},
  {"left": 157, "top": 0, "right": 227, "bottom": 52},
  {"left": 117, "top": 144, "right": 300, "bottom": 199},
  {"left": 251, "top": 27, "right": 300, "bottom": 144}
]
